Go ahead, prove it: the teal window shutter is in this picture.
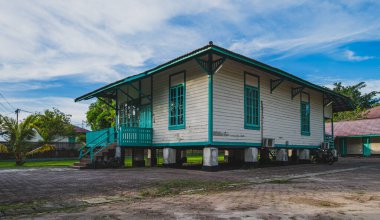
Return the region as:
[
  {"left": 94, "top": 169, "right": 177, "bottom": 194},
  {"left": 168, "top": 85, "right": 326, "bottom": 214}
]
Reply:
[
  {"left": 244, "top": 72, "right": 260, "bottom": 130},
  {"left": 301, "top": 100, "right": 310, "bottom": 136},
  {"left": 169, "top": 84, "right": 185, "bottom": 130}
]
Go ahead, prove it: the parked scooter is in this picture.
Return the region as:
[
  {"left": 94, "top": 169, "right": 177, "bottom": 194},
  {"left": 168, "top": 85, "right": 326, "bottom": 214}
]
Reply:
[{"left": 311, "top": 148, "right": 335, "bottom": 165}]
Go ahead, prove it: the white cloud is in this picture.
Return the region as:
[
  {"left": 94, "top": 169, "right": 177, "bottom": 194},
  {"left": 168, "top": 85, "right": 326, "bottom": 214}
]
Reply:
[
  {"left": 344, "top": 50, "right": 374, "bottom": 61},
  {"left": 0, "top": 0, "right": 226, "bottom": 83}
]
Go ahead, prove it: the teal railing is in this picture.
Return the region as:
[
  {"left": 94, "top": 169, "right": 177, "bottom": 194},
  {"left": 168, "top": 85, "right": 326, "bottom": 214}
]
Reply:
[
  {"left": 79, "top": 127, "right": 116, "bottom": 161},
  {"left": 119, "top": 125, "right": 152, "bottom": 146}
]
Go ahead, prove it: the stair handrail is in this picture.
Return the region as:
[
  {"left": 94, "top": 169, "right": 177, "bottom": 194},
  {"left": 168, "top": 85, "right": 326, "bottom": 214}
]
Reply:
[{"left": 79, "top": 129, "right": 110, "bottom": 159}]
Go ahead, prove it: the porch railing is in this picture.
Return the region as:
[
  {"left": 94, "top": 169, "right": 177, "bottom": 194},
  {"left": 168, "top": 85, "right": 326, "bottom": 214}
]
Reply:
[{"left": 118, "top": 125, "right": 152, "bottom": 146}]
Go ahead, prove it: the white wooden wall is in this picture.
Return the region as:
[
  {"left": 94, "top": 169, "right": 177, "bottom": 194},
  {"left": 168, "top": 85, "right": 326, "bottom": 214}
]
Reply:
[
  {"left": 213, "top": 60, "right": 324, "bottom": 146},
  {"left": 152, "top": 60, "right": 209, "bottom": 144}
]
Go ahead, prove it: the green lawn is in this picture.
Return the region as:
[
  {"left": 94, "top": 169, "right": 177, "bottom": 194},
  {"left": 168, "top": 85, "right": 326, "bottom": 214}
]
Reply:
[
  {"left": 0, "top": 154, "right": 225, "bottom": 168},
  {"left": 0, "top": 159, "right": 79, "bottom": 168}
]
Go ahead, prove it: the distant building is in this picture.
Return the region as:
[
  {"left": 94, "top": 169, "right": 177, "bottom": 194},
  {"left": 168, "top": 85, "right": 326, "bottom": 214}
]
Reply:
[{"left": 326, "top": 106, "right": 380, "bottom": 157}]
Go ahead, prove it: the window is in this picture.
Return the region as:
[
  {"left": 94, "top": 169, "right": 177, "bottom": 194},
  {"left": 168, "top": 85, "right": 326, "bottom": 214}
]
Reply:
[
  {"left": 169, "top": 72, "right": 185, "bottom": 129},
  {"left": 244, "top": 72, "right": 260, "bottom": 129},
  {"left": 301, "top": 92, "right": 310, "bottom": 136}
]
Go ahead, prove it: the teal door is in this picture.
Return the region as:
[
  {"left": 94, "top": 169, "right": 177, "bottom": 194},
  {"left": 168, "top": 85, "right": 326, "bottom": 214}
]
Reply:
[
  {"left": 139, "top": 105, "right": 152, "bottom": 128},
  {"left": 362, "top": 137, "right": 371, "bottom": 157},
  {"left": 339, "top": 138, "right": 347, "bottom": 157}
]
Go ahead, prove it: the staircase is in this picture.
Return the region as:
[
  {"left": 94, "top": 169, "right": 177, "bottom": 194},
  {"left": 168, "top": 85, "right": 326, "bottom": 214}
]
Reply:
[{"left": 72, "top": 127, "right": 119, "bottom": 169}]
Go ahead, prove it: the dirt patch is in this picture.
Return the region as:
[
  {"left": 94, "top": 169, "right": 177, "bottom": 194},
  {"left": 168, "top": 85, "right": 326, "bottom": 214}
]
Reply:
[
  {"left": 289, "top": 197, "right": 343, "bottom": 208},
  {"left": 139, "top": 179, "right": 238, "bottom": 197},
  {"left": 344, "top": 193, "right": 380, "bottom": 203}
]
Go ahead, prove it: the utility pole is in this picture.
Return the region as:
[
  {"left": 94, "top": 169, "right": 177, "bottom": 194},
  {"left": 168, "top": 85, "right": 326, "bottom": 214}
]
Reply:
[{"left": 15, "top": 108, "right": 20, "bottom": 125}]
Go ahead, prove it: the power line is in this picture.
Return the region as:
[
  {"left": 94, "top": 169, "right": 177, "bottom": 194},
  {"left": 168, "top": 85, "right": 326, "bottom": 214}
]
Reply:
[{"left": 0, "top": 91, "right": 15, "bottom": 110}]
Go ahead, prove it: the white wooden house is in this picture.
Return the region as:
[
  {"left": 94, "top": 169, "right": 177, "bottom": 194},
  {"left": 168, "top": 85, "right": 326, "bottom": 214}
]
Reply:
[{"left": 74, "top": 42, "right": 352, "bottom": 170}]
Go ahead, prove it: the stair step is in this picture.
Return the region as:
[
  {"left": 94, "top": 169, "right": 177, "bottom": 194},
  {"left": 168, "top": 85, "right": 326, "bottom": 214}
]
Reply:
[{"left": 71, "top": 165, "right": 87, "bottom": 169}]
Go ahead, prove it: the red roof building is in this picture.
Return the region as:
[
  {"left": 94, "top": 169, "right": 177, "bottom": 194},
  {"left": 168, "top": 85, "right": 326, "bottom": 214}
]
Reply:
[{"left": 325, "top": 106, "right": 380, "bottom": 157}]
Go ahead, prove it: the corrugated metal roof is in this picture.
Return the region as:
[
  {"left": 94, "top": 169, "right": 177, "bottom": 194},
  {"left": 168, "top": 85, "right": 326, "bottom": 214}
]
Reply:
[
  {"left": 325, "top": 118, "right": 380, "bottom": 137},
  {"left": 365, "top": 106, "right": 380, "bottom": 119}
]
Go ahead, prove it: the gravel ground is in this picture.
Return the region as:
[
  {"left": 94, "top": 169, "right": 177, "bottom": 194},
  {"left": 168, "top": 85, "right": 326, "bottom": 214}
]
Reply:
[{"left": 1, "top": 157, "right": 379, "bottom": 219}]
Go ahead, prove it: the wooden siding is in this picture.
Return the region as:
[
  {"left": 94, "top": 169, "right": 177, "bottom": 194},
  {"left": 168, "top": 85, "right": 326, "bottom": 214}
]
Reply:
[
  {"left": 213, "top": 60, "right": 324, "bottom": 146},
  {"left": 152, "top": 60, "right": 208, "bottom": 143},
  {"left": 371, "top": 137, "right": 380, "bottom": 154},
  {"left": 347, "top": 138, "right": 362, "bottom": 154}
]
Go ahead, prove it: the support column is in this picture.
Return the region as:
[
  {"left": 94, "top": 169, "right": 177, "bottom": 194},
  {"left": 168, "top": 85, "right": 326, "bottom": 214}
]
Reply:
[
  {"left": 244, "top": 147, "right": 258, "bottom": 168},
  {"left": 202, "top": 147, "right": 218, "bottom": 171},
  {"left": 299, "top": 149, "right": 310, "bottom": 163},
  {"left": 132, "top": 148, "right": 145, "bottom": 167},
  {"left": 163, "top": 148, "right": 176, "bottom": 167},
  {"left": 276, "top": 149, "right": 288, "bottom": 165},
  {"left": 147, "top": 149, "right": 157, "bottom": 167}
]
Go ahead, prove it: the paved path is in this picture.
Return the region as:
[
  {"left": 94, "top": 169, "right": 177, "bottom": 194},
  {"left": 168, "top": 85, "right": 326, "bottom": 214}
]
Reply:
[{"left": 1, "top": 157, "right": 380, "bottom": 219}]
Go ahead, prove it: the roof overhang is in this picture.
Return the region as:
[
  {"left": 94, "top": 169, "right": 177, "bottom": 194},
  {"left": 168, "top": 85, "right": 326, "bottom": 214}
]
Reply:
[{"left": 75, "top": 43, "right": 353, "bottom": 112}]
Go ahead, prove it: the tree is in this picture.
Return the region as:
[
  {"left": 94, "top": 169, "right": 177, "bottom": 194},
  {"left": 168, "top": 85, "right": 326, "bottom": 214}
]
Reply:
[
  {"left": 332, "top": 82, "right": 379, "bottom": 121},
  {"left": 33, "top": 108, "right": 74, "bottom": 143},
  {"left": 86, "top": 99, "right": 116, "bottom": 131},
  {"left": 0, "top": 115, "right": 55, "bottom": 165}
]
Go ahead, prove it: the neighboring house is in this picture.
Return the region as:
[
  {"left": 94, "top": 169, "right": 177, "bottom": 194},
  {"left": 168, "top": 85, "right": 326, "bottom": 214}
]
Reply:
[
  {"left": 30, "top": 125, "right": 88, "bottom": 149},
  {"left": 326, "top": 106, "right": 380, "bottom": 157},
  {"left": 75, "top": 42, "right": 352, "bottom": 169}
]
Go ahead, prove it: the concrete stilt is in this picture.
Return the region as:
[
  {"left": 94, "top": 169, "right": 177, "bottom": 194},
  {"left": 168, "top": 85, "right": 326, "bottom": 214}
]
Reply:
[
  {"left": 202, "top": 147, "right": 218, "bottom": 171},
  {"left": 299, "top": 149, "right": 310, "bottom": 163},
  {"left": 224, "top": 150, "right": 229, "bottom": 163},
  {"left": 332, "top": 149, "right": 338, "bottom": 162},
  {"left": 244, "top": 147, "right": 258, "bottom": 168},
  {"left": 147, "top": 149, "right": 157, "bottom": 167},
  {"left": 163, "top": 148, "right": 176, "bottom": 167},
  {"left": 132, "top": 148, "right": 145, "bottom": 167},
  {"left": 276, "top": 149, "right": 289, "bottom": 165}
]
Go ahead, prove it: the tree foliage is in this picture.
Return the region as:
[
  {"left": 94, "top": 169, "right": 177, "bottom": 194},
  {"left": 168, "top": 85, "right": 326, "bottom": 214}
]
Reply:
[
  {"left": 332, "top": 82, "right": 379, "bottom": 121},
  {"left": 0, "top": 115, "right": 37, "bottom": 165},
  {"left": 86, "top": 99, "right": 116, "bottom": 131},
  {"left": 33, "top": 108, "right": 74, "bottom": 143}
]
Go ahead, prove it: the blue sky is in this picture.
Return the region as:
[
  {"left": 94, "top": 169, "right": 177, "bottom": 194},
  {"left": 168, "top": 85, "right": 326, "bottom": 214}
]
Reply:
[{"left": 0, "top": 0, "right": 379, "bottom": 127}]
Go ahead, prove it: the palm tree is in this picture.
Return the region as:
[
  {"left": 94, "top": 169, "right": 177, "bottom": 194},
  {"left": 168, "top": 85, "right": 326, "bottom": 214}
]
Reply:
[{"left": 0, "top": 115, "right": 55, "bottom": 165}]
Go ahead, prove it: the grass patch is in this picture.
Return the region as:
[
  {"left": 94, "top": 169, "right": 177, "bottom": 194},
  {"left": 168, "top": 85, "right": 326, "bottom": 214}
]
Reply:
[
  {"left": 0, "top": 200, "right": 87, "bottom": 217},
  {"left": 266, "top": 179, "right": 293, "bottom": 184},
  {"left": 139, "top": 179, "right": 235, "bottom": 198},
  {"left": 289, "top": 197, "right": 342, "bottom": 208},
  {"left": 0, "top": 159, "right": 78, "bottom": 169}
]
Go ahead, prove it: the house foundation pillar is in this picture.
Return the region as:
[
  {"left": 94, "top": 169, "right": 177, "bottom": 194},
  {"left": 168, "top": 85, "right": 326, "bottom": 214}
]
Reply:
[
  {"left": 299, "top": 149, "right": 310, "bottom": 163},
  {"left": 202, "top": 147, "right": 218, "bottom": 171},
  {"left": 276, "top": 149, "right": 288, "bottom": 165},
  {"left": 163, "top": 148, "right": 177, "bottom": 167},
  {"left": 147, "top": 149, "right": 157, "bottom": 167},
  {"left": 132, "top": 148, "right": 145, "bottom": 167},
  {"left": 244, "top": 147, "right": 258, "bottom": 168}
]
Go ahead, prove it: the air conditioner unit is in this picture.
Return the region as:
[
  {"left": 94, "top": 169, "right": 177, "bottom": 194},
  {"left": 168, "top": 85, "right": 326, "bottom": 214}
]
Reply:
[
  {"left": 320, "top": 142, "right": 329, "bottom": 149},
  {"left": 262, "top": 138, "right": 275, "bottom": 148}
]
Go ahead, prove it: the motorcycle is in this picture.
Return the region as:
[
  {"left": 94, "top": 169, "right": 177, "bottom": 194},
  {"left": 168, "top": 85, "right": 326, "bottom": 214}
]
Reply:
[{"left": 311, "top": 148, "right": 335, "bottom": 165}]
